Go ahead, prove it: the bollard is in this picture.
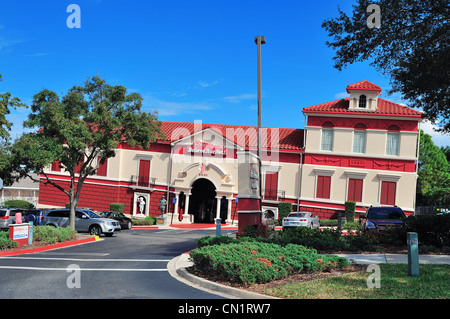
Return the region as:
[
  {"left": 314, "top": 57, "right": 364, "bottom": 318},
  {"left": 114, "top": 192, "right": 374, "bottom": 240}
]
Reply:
[
  {"left": 407, "top": 232, "right": 419, "bottom": 277},
  {"left": 28, "top": 221, "right": 33, "bottom": 245},
  {"left": 216, "top": 218, "right": 221, "bottom": 236}
]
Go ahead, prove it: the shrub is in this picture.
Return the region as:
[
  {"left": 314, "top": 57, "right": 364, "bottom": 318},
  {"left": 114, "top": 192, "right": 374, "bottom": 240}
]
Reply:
[
  {"left": 109, "top": 203, "right": 124, "bottom": 213},
  {"left": 383, "top": 214, "right": 450, "bottom": 247},
  {"left": 0, "top": 232, "right": 18, "bottom": 250},
  {"left": 1, "top": 200, "right": 34, "bottom": 209},
  {"left": 196, "top": 235, "right": 235, "bottom": 248},
  {"left": 278, "top": 202, "right": 292, "bottom": 222},
  {"left": 189, "top": 241, "right": 350, "bottom": 284},
  {"left": 131, "top": 216, "right": 156, "bottom": 225},
  {"left": 345, "top": 201, "right": 356, "bottom": 223},
  {"left": 33, "top": 226, "right": 77, "bottom": 244}
]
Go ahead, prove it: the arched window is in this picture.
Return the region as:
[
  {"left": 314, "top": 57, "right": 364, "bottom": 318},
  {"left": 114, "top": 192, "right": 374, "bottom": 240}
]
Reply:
[
  {"left": 359, "top": 95, "right": 367, "bottom": 108},
  {"left": 321, "top": 122, "right": 334, "bottom": 151},
  {"left": 353, "top": 123, "right": 367, "bottom": 153},
  {"left": 386, "top": 125, "right": 400, "bottom": 155}
]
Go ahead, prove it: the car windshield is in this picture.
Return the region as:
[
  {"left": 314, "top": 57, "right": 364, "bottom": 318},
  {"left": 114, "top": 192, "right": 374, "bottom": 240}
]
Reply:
[
  {"left": 367, "top": 207, "right": 406, "bottom": 219},
  {"left": 0, "top": 210, "right": 6, "bottom": 217},
  {"left": 82, "top": 210, "right": 101, "bottom": 218},
  {"left": 288, "top": 213, "right": 307, "bottom": 217}
]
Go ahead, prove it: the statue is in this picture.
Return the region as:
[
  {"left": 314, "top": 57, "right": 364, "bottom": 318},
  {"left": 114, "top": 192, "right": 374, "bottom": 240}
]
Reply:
[{"left": 159, "top": 195, "right": 167, "bottom": 217}]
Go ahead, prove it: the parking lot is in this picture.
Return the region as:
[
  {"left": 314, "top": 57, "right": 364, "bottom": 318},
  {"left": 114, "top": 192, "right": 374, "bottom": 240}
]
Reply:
[{"left": 0, "top": 227, "right": 235, "bottom": 299}]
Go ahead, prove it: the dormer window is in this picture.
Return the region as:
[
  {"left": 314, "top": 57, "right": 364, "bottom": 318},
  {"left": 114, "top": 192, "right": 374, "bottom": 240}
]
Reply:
[{"left": 358, "top": 95, "right": 367, "bottom": 108}]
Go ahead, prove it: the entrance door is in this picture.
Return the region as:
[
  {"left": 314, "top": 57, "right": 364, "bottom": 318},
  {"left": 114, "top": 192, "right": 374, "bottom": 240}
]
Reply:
[{"left": 189, "top": 178, "right": 217, "bottom": 223}]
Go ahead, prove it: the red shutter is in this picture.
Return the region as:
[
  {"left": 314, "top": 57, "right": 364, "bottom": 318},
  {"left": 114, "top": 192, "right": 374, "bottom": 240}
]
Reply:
[
  {"left": 316, "top": 176, "right": 323, "bottom": 198},
  {"left": 97, "top": 158, "right": 108, "bottom": 177},
  {"left": 317, "top": 175, "right": 331, "bottom": 199},
  {"left": 264, "top": 172, "right": 278, "bottom": 200},
  {"left": 51, "top": 161, "right": 61, "bottom": 172},
  {"left": 323, "top": 176, "right": 331, "bottom": 199},
  {"left": 75, "top": 156, "right": 84, "bottom": 174},
  {"left": 348, "top": 178, "right": 355, "bottom": 201},
  {"left": 381, "top": 181, "right": 396, "bottom": 205},
  {"left": 348, "top": 178, "right": 363, "bottom": 202},
  {"left": 138, "top": 160, "right": 151, "bottom": 187}
]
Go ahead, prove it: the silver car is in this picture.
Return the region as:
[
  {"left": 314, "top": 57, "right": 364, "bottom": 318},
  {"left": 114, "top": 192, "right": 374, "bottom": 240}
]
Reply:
[
  {"left": 282, "top": 212, "right": 320, "bottom": 230},
  {"left": 42, "top": 209, "right": 120, "bottom": 237},
  {"left": 0, "top": 208, "right": 26, "bottom": 230}
]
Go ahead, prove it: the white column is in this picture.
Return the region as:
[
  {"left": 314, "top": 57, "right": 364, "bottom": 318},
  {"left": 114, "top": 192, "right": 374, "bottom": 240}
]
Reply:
[
  {"left": 215, "top": 196, "right": 221, "bottom": 221},
  {"left": 227, "top": 197, "right": 233, "bottom": 223},
  {"left": 183, "top": 193, "right": 191, "bottom": 223},
  {"left": 173, "top": 192, "right": 179, "bottom": 220}
]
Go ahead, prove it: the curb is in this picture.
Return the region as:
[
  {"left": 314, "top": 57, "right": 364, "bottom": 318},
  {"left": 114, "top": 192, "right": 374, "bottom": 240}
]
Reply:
[
  {"left": 167, "top": 253, "right": 279, "bottom": 299},
  {"left": 0, "top": 236, "right": 100, "bottom": 257}
]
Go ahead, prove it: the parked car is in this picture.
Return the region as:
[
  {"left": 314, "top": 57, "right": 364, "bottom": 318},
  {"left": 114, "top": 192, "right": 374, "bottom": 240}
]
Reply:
[
  {"left": 100, "top": 211, "right": 132, "bottom": 230},
  {"left": 22, "top": 209, "right": 48, "bottom": 225},
  {"left": 361, "top": 206, "right": 406, "bottom": 232},
  {"left": 282, "top": 212, "right": 320, "bottom": 230},
  {"left": 0, "top": 208, "right": 26, "bottom": 230},
  {"left": 42, "top": 208, "right": 120, "bottom": 236},
  {"left": 261, "top": 209, "right": 276, "bottom": 231}
]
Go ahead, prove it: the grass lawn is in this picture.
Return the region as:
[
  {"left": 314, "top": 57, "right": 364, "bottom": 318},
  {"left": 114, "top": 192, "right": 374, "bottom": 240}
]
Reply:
[{"left": 261, "top": 264, "right": 450, "bottom": 299}]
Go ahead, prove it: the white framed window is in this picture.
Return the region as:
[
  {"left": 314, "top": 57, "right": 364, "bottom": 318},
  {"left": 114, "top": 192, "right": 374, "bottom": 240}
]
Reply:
[
  {"left": 353, "top": 130, "right": 366, "bottom": 153},
  {"left": 386, "top": 132, "right": 400, "bottom": 156},
  {"left": 321, "top": 129, "right": 334, "bottom": 151}
]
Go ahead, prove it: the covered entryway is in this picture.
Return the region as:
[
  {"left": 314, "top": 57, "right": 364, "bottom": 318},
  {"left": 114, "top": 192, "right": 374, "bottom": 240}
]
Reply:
[{"left": 189, "top": 178, "right": 217, "bottom": 223}]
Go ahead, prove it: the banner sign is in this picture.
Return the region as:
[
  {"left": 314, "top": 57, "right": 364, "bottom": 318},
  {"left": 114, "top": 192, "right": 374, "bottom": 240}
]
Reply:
[{"left": 188, "top": 140, "right": 227, "bottom": 156}]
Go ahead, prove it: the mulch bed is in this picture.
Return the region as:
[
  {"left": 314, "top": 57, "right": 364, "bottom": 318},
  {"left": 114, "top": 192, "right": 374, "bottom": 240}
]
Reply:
[
  {"left": 0, "top": 234, "right": 90, "bottom": 253},
  {"left": 186, "top": 264, "right": 367, "bottom": 295}
]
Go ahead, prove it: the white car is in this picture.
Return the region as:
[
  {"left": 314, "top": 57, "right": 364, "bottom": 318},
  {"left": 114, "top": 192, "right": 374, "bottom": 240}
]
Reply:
[{"left": 282, "top": 212, "right": 320, "bottom": 230}]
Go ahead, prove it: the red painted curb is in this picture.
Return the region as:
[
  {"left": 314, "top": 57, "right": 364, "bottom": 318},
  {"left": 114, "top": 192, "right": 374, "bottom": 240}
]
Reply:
[{"left": 0, "top": 237, "right": 98, "bottom": 257}]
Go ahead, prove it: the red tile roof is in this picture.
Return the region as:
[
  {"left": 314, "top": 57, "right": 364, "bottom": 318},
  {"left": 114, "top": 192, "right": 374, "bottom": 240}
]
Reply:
[
  {"left": 156, "top": 121, "right": 304, "bottom": 151},
  {"left": 346, "top": 80, "right": 382, "bottom": 92},
  {"left": 302, "top": 97, "right": 423, "bottom": 118}
]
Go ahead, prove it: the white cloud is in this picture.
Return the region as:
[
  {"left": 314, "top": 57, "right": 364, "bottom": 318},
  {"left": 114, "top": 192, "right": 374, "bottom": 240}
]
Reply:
[
  {"left": 334, "top": 91, "right": 348, "bottom": 99},
  {"left": 420, "top": 120, "right": 450, "bottom": 147},
  {"left": 143, "top": 94, "right": 216, "bottom": 117},
  {"left": 223, "top": 93, "right": 256, "bottom": 104},
  {"left": 198, "top": 80, "right": 219, "bottom": 88}
]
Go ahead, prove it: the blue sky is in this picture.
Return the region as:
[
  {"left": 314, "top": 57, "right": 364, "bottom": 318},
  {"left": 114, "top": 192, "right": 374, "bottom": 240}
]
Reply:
[{"left": 1, "top": 0, "right": 448, "bottom": 146}]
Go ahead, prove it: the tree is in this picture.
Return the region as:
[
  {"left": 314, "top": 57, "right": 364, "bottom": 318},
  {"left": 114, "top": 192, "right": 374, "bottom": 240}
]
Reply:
[
  {"left": 0, "top": 74, "right": 26, "bottom": 185},
  {"left": 6, "top": 75, "right": 164, "bottom": 228},
  {"left": 416, "top": 130, "right": 450, "bottom": 206},
  {"left": 322, "top": 0, "right": 450, "bottom": 132}
]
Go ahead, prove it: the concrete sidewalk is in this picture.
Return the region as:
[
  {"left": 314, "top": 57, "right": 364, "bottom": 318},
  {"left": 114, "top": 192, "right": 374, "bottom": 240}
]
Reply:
[{"left": 333, "top": 253, "right": 450, "bottom": 265}]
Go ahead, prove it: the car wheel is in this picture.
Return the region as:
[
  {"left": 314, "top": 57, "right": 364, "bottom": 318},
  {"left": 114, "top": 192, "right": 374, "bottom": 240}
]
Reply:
[
  {"left": 89, "top": 225, "right": 102, "bottom": 236},
  {"left": 127, "top": 221, "right": 132, "bottom": 229}
]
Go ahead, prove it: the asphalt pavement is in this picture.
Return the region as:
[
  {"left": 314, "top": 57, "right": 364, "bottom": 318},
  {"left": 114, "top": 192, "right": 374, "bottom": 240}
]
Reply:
[{"left": 2, "top": 222, "right": 450, "bottom": 300}]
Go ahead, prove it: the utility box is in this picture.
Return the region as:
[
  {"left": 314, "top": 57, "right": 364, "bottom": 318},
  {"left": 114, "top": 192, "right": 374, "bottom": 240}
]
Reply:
[
  {"left": 237, "top": 151, "right": 262, "bottom": 235},
  {"left": 9, "top": 223, "right": 30, "bottom": 246}
]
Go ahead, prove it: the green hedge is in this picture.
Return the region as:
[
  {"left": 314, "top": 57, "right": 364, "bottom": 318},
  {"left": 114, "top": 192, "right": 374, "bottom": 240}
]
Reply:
[
  {"left": 345, "top": 201, "right": 356, "bottom": 223},
  {"left": 109, "top": 203, "right": 124, "bottom": 213},
  {"left": 0, "top": 232, "right": 18, "bottom": 250},
  {"left": 278, "top": 202, "right": 292, "bottom": 222},
  {"left": 190, "top": 240, "right": 350, "bottom": 285},
  {"left": 196, "top": 226, "right": 376, "bottom": 252},
  {"left": 1, "top": 200, "right": 34, "bottom": 209},
  {"left": 33, "top": 226, "right": 77, "bottom": 244}
]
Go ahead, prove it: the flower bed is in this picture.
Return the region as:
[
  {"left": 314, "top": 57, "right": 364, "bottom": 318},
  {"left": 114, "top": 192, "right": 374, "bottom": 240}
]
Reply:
[{"left": 189, "top": 240, "right": 350, "bottom": 285}]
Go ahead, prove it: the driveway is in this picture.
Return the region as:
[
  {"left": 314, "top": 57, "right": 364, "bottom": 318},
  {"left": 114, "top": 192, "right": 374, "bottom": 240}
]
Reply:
[{"left": 0, "top": 228, "right": 232, "bottom": 299}]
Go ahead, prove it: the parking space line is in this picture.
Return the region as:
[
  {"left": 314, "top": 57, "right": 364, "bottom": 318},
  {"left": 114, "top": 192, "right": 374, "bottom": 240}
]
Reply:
[
  {"left": 0, "top": 266, "right": 167, "bottom": 272},
  {"left": 0, "top": 257, "right": 171, "bottom": 262}
]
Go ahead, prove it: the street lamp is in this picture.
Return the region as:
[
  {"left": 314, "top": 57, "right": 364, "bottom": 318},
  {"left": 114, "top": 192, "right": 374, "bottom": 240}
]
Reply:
[{"left": 254, "top": 35, "right": 266, "bottom": 216}]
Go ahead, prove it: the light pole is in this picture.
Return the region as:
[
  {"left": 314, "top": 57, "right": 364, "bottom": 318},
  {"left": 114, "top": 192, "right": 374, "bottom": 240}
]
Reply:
[{"left": 254, "top": 35, "right": 266, "bottom": 216}]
